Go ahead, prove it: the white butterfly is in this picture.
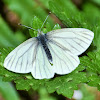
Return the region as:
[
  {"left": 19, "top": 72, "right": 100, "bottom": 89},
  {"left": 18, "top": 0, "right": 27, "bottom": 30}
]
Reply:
[{"left": 4, "top": 15, "right": 94, "bottom": 79}]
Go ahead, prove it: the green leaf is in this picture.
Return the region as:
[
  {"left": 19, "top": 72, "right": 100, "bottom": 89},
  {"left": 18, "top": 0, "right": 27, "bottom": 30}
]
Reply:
[
  {"left": 83, "top": 3, "right": 100, "bottom": 51},
  {"left": 91, "top": 0, "right": 100, "bottom": 5},
  {"left": 46, "top": 69, "right": 87, "bottom": 98},
  {"left": 81, "top": 51, "right": 100, "bottom": 90},
  {"left": 0, "top": 77, "right": 20, "bottom": 100},
  {"left": 0, "top": 16, "right": 21, "bottom": 47},
  {"left": 39, "top": 87, "right": 57, "bottom": 100},
  {"left": 80, "top": 84, "right": 96, "bottom": 100},
  {"left": 3, "top": 0, "right": 54, "bottom": 26},
  {"left": 29, "top": 16, "right": 43, "bottom": 37},
  {"left": 49, "top": 0, "right": 84, "bottom": 28}
]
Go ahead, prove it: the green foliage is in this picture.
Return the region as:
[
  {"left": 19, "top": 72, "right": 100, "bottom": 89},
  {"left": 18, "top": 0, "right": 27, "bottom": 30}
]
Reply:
[
  {"left": 39, "top": 87, "right": 57, "bottom": 100},
  {"left": 0, "top": 77, "right": 20, "bottom": 100},
  {"left": 29, "top": 16, "right": 61, "bottom": 37},
  {"left": 91, "top": 0, "right": 100, "bottom": 5},
  {"left": 0, "top": 17, "right": 20, "bottom": 47},
  {"left": 80, "top": 84, "right": 96, "bottom": 100},
  {"left": 83, "top": 3, "right": 100, "bottom": 50},
  {"left": 3, "top": 0, "right": 54, "bottom": 26},
  {"left": 45, "top": 65, "right": 87, "bottom": 98},
  {"left": 81, "top": 51, "right": 100, "bottom": 90},
  {"left": 0, "top": 0, "right": 100, "bottom": 99}
]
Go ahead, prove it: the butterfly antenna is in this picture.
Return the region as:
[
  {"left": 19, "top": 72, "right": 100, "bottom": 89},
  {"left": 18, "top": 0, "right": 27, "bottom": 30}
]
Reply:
[
  {"left": 18, "top": 23, "right": 37, "bottom": 31},
  {"left": 40, "top": 12, "right": 51, "bottom": 30}
]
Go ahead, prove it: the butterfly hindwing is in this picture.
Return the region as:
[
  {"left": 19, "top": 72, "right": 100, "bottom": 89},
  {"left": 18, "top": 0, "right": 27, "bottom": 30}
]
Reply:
[
  {"left": 48, "top": 41, "right": 80, "bottom": 74},
  {"left": 31, "top": 44, "right": 54, "bottom": 79}
]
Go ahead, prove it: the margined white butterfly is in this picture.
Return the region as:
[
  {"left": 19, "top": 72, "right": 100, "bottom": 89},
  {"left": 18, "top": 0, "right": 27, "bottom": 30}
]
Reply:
[{"left": 4, "top": 13, "right": 94, "bottom": 79}]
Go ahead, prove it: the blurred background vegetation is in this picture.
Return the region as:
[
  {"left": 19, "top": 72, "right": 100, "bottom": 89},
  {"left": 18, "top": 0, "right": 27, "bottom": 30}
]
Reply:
[{"left": 0, "top": 0, "right": 100, "bottom": 100}]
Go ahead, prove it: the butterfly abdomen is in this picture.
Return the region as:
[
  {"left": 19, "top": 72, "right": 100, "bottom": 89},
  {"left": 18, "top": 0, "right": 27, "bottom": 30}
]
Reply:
[{"left": 37, "top": 34, "right": 53, "bottom": 64}]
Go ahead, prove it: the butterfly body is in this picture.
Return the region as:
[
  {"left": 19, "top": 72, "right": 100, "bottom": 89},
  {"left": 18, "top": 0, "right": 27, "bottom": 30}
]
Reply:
[{"left": 36, "top": 33, "right": 53, "bottom": 64}]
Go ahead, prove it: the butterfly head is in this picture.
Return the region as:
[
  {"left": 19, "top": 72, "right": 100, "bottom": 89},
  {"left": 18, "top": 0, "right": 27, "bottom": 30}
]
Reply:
[{"left": 37, "top": 29, "right": 43, "bottom": 34}]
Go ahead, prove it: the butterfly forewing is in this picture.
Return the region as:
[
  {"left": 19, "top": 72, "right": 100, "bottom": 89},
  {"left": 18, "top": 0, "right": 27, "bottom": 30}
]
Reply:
[
  {"left": 4, "top": 38, "right": 38, "bottom": 73},
  {"left": 47, "top": 28, "right": 94, "bottom": 56}
]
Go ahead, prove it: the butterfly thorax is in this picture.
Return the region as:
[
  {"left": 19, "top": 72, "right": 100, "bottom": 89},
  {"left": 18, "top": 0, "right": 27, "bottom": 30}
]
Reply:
[{"left": 36, "top": 34, "right": 53, "bottom": 65}]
